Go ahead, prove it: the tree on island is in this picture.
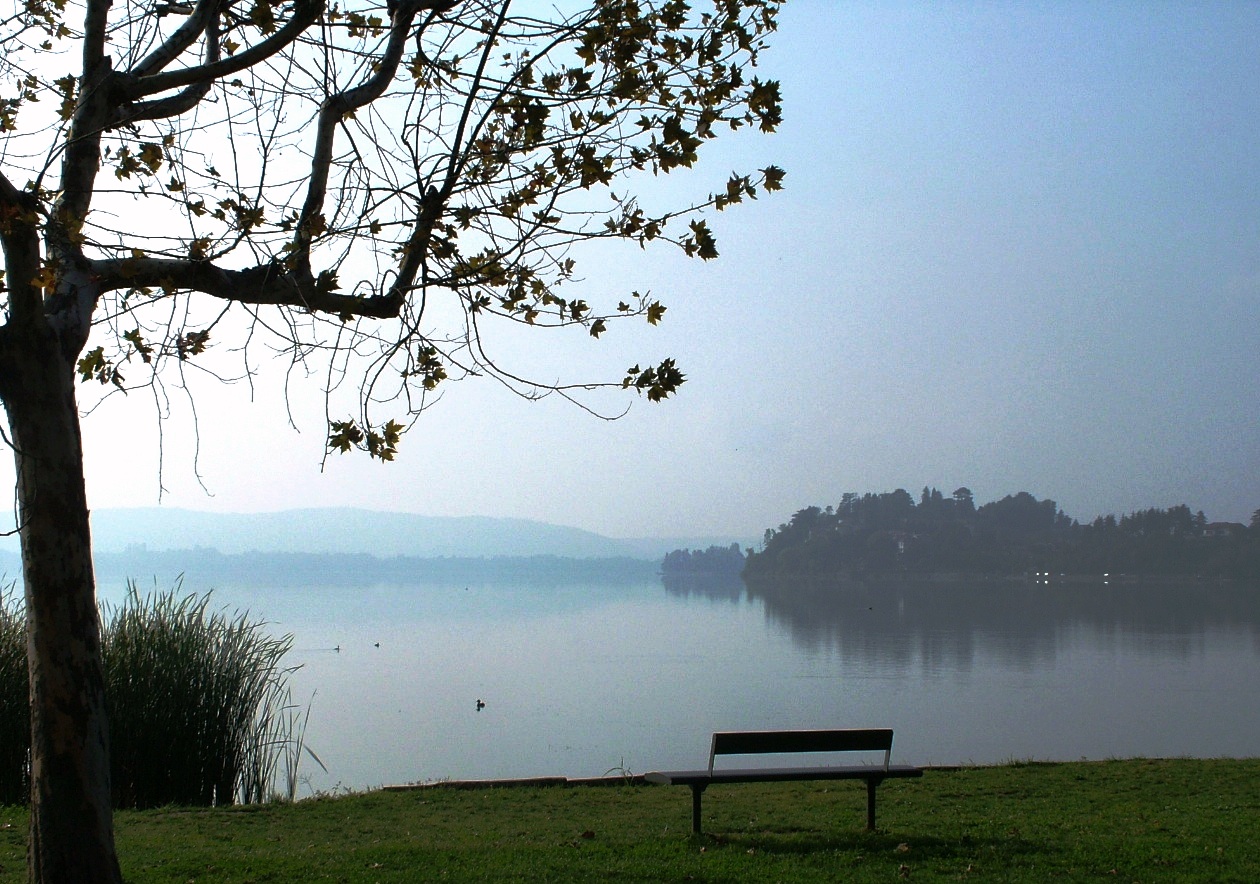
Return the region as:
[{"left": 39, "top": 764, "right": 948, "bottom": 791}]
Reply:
[{"left": 0, "top": 0, "right": 782, "bottom": 878}]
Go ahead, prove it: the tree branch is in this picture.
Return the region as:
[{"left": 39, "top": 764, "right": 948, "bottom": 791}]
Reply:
[
  {"left": 82, "top": 0, "right": 111, "bottom": 76},
  {"left": 131, "top": 0, "right": 223, "bottom": 79},
  {"left": 91, "top": 255, "right": 404, "bottom": 319},
  {"left": 124, "top": 0, "right": 321, "bottom": 100},
  {"left": 52, "top": 0, "right": 118, "bottom": 228},
  {"left": 121, "top": 4, "right": 222, "bottom": 124},
  {"left": 293, "top": 0, "right": 458, "bottom": 279},
  {"left": 0, "top": 172, "right": 44, "bottom": 330}
]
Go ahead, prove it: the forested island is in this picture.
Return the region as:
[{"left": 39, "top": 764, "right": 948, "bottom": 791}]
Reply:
[{"left": 664, "top": 489, "right": 1260, "bottom": 580}]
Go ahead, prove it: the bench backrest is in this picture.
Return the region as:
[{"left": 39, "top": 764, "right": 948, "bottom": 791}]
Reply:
[{"left": 708, "top": 728, "right": 894, "bottom": 774}]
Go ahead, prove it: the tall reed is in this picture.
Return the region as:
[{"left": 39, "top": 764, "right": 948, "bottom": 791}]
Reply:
[
  {"left": 1, "top": 580, "right": 307, "bottom": 808},
  {"left": 102, "top": 580, "right": 301, "bottom": 808},
  {"left": 0, "top": 583, "right": 28, "bottom": 806}
]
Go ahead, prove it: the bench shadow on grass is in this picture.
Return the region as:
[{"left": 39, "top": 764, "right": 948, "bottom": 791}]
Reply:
[{"left": 694, "top": 828, "right": 1047, "bottom": 865}]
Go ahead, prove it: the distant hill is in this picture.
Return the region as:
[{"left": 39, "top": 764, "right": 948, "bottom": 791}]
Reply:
[
  {"left": 73, "top": 549, "right": 660, "bottom": 587},
  {"left": 0, "top": 508, "right": 748, "bottom": 561}
]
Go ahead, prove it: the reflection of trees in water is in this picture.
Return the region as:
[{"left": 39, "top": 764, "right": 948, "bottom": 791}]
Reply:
[
  {"left": 660, "top": 572, "right": 748, "bottom": 603},
  {"left": 744, "top": 576, "right": 1260, "bottom": 671}
]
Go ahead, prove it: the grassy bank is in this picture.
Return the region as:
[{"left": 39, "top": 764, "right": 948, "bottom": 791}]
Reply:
[{"left": 1, "top": 758, "right": 1257, "bottom": 882}]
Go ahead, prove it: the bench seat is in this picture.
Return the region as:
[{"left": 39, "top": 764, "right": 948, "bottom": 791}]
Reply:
[
  {"left": 645, "top": 729, "right": 922, "bottom": 834},
  {"left": 645, "top": 763, "right": 924, "bottom": 786}
]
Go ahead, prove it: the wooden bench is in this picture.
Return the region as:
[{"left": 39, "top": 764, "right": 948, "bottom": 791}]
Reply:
[{"left": 644, "top": 728, "right": 922, "bottom": 834}]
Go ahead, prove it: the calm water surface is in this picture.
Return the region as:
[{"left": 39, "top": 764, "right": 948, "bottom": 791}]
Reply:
[{"left": 99, "top": 576, "right": 1260, "bottom": 795}]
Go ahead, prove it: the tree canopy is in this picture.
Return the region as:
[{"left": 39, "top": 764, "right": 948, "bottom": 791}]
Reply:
[{"left": 2, "top": 0, "right": 783, "bottom": 455}]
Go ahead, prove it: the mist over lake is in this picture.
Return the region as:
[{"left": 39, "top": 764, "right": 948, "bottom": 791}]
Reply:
[{"left": 94, "top": 572, "right": 1260, "bottom": 794}]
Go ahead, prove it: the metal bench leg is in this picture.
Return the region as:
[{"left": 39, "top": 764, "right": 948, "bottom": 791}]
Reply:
[
  {"left": 690, "top": 783, "right": 707, "bottom": 834},
  {"left": 866, "top": 778, "right": 877, "bottom": 831}
]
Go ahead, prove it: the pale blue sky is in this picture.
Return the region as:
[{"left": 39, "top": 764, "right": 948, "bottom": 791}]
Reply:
[{"left": 24, "top": 1, "right": 1260, "bottom": 542}]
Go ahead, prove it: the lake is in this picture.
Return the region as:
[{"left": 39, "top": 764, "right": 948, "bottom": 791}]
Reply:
[{"left": 98, "top": 573, "right": 1260, "bottom": 796}]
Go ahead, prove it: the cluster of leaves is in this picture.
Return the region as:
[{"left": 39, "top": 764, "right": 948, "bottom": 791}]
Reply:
[
  {"left": 621, "top": 356, "right": 684, "bottom": 402},
  {"left": 76, "top": 329, "right": 210, "bottom": 390},
  {"left": 327, "top": 418, "right": 405, "bottom": 461},
  {"left": 399, "top": 0, "right": 785, "bottom": 336}
]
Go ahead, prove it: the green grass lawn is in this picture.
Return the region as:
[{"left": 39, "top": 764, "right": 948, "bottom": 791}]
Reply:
[{"left": 2, "top": 758, "right": 1257, "bottom": 882}]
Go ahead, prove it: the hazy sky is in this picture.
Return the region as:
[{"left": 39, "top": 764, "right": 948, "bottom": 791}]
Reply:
[{"left": 13, "top": 2, "right": 1260, "bottom": 542}]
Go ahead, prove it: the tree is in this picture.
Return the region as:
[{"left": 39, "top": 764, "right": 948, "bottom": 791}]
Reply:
[
  {"left": 952, "top": 486, "right": 974, "bottom": 515},
  {"left": 0, "top": 0, "right": 783, "bottom": 878}
]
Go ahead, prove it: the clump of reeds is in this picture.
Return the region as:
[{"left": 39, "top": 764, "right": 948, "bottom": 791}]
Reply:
[
  {"left": 0, "top": 579, "right": 311, "bottom": 808},
  {"left": 0, "top": 583, "right": 29, "bottom": 806},
  {"left": 103, "top": 580, "right": 303, "bottom": 808}
]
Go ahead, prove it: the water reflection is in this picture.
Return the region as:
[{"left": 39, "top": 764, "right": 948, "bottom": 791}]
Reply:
[
  {"left": 660, "top": 572, "right": 747, "bottom": 603},
  {"left": 667, "top": 574, "right": 1260, "bottom": 670}
]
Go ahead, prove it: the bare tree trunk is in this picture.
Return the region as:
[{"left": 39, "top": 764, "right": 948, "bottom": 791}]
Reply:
[{"left": 1, "top": 325, "right": 122, "bottom": 883}]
